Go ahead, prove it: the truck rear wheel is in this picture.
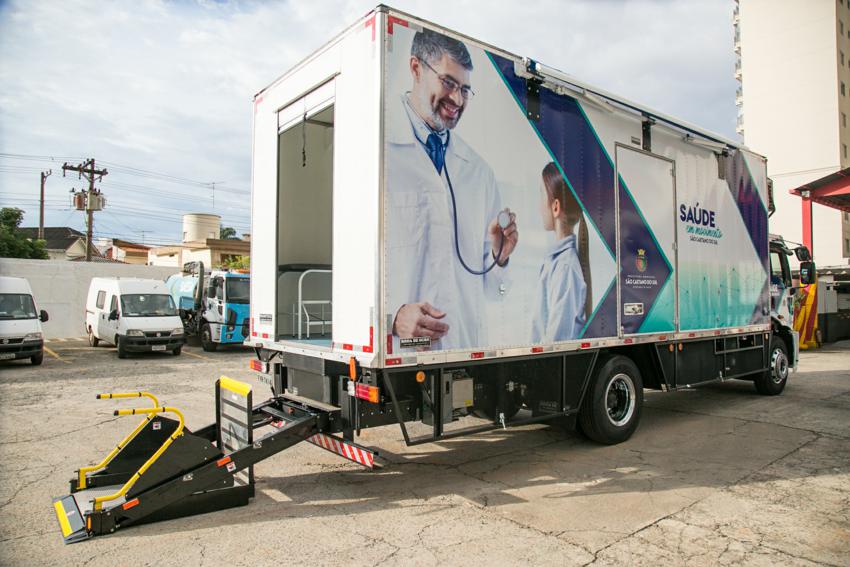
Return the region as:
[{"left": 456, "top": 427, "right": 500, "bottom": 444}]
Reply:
[
  {"left": 578, "top": 354, "right": 643, "bottom": 445},
  {"left": 754, "top": 336, "right": 788, "bottom": 396},
  {"left": 201, "top": 323, "right": 217, "bottom": 352}
]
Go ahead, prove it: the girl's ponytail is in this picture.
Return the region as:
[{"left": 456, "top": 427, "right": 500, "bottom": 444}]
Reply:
[{"left": 577, "top": 215, "right": 592, "bottom": 320}]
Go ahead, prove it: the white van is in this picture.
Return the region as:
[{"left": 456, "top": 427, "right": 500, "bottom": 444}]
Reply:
[
  {"left": 0, "top": 276, "right": 49, "bottom": 365},
  {"left": 85, "top": 278, "right": 185, "bottom": 358}
]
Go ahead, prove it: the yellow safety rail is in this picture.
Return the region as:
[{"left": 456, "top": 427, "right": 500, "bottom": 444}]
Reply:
[
  {"left": 93, "top": 406, "right": 185, "bottom": 511},
  {"left": 77, "top": 392, "right": 161, "bottom": 490}
]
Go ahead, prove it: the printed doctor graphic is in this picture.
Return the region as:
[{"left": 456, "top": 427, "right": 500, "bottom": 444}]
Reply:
[{"left": 386, "top": 29, "right": 518, "bottom": 351}]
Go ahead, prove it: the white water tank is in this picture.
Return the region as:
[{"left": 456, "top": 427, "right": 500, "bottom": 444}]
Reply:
[{"left": 182, "top": 213, "right": 221, "bottom": 243}]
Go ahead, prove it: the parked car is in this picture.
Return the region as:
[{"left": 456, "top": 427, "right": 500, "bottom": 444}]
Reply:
[
  {"left": 85, "top": 277, "right": 185, "bottom": 358},
  {"left": 0, "top": 276, "right": 48, "bottom": 365}
]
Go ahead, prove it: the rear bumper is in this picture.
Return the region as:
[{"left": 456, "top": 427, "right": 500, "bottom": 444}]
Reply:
[
  {"left": 0, "top": 340, "right": 43, "bottom": 360},
  {"left": 121, "top": 335, "right": 185, "bottom": 352}
]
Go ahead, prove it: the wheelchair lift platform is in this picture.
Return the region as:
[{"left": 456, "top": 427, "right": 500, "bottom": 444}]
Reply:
[{"left": 53, "top": 377, "right": 374, "bottom": 543}]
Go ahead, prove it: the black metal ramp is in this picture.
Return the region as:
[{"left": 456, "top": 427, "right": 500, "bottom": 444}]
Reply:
[{"left": 52, "top": 378, "right": 322, "bottom": 543}]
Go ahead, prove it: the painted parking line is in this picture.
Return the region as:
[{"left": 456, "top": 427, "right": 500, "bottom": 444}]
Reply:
[
  {"left": 43, "top": 346, "right": 71, "bottom": 364},
  {"left": 181, "top": 350, "right": 211, "bottom": 361}
]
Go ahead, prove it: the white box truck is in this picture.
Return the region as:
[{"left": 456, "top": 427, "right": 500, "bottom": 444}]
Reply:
[
  {"left": 52, "top": 6, "right": 820, "bottom": 542},
  {"left": 245, "top": 6, "right": 815, "bottom": 445}
]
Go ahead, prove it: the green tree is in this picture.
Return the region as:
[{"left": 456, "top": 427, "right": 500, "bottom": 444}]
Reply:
[
  {"left": 221, "top": 255, "right": 249, "bottom": 270},
  {"left": 0, "top": 208, "right": 48, "bottom": 259},
  {"left": 219, "top": 226, "right": 239, "bottom": 240}
]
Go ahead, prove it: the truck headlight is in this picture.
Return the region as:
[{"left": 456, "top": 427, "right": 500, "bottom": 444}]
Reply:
[
  {"left": 126, "top": 329, "right": 144, "bottom": 337},
  {"left": 171, "top": 328, "right": 184, "bottom": 336},
  {"left": 23, "top": 332, "right": 43, "bottom": 342}
]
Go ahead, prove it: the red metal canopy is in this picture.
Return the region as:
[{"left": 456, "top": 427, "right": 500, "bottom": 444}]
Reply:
[{"left": 788, "top": 167, "right": 850, "bottom": 253}]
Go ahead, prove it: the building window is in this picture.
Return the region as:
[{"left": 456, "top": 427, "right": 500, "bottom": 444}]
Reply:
[
  {"left": 844, "top": 144, "right": 848, "bottom": 158},
  {"left": 843, "top": 51, "right": 846, "bottom": 66},
  {"left": 842, "top": 20, "right": 845, "bottom": 35},
  {"left": 844, "top": 112, "right": 847, "bottom": 127},
  {"left": 843, "top": 82, "right": 847, "bottom": 96}
]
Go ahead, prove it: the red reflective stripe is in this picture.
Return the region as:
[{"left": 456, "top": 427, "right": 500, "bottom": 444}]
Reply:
[
  {"left": 624, "top": 338, "right": 633, "bottom": 344},
  {"left": 261, "top": 332, "right": 269, "bottom": 339},
  {"left": 531, "top": 346, "right": 544, "bottom": 353},
  {"left": 364, "top": 14, "right": 376, "bottom": 41},
  {"left": 217, "top": 456, "right": 231, "bottom": 467},
  {"left": 580, "top": 342, "right": 591, "bottom": 348},
  {"left": 342, "top": 343, "right": 353, "bottom": 351},
  {"left": 387, "top": 15, "right": 408, "bottom": 34},
  {"left": 362, "top": 326, "right": 374, "bottom": 353},
  {"left": 470, "top": 352, "right": 484, "bottom": 359},
  {"left": 386, "top": 357, "right": 401, "bottom": 366}
]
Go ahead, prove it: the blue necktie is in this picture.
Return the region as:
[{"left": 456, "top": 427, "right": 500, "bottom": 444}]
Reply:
[{"left": 425, "top": 133, "right": 445, "bottom": 174}]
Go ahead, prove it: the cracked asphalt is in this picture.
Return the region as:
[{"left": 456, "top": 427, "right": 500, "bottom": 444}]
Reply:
[{"left": 1, "top": 338, "right": 848, "bottom": 566}]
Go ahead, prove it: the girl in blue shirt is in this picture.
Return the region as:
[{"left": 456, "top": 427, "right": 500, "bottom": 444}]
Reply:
[{"left": 530, "top": 162, "right": 592, "bottom": 342}]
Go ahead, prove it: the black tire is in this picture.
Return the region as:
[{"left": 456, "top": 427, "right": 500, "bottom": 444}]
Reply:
[
  {"left": 172, "top": 346, "right": 182, "bottom": 356},
  {"left": 201, "top": 323, "right": 217, "bottom": 352},
  {"left": 755, "top": 336, "right": 788, "bottom": 395},
  {"left": 88, "top": 328, "right": 99, "bottom": 347},
  {"left": 117, "top": 337, "right": 128, "bottom": 359},
  {"left": 31, "top": 351, "right": 44, "bottom": 366},
  {"left": 578, "top": 354, "right": 643, "bottom": 445}
]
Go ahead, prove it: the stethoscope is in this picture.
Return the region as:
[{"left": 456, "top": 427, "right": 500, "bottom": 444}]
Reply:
[{"left": 431, "top": 130, "right": 511, "bottom": 275}]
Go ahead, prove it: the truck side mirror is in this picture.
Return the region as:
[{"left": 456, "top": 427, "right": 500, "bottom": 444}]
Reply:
[
  {"left": 39, "top": 310, "right": 49, "bottom": 323},
  {"left": 109, "top": 309, "right": 119, "bottom": 321},
  {"left": 799, "top": 261, "right": 816, "bottom": 285},
  {"left": 794, "top": 246, "right": 811, "bottom": 261}
]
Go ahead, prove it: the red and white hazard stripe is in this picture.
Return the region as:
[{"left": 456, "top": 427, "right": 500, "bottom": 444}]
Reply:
[{"left": 307, "top": 433, "right": 375, "bottom": 469}]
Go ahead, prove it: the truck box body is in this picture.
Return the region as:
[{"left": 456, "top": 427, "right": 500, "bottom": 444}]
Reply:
[{"left": 249, "top": 7, "right": 771, "bottom": 371}]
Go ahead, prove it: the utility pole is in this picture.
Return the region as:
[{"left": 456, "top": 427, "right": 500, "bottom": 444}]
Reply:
[
  {"left": 39, "top": 169, "right": 52, "bottom": 240},
  {"left": 63, "top": 158, "right": 108, "bottom": 262}
]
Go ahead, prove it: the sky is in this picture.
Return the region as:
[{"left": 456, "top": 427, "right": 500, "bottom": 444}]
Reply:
[{"left": 0, "top": 0, "right": 739, "bottom": 246}]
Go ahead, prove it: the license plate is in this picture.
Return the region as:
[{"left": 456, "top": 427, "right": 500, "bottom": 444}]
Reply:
[
  {"left": 0, "top": 353, "right": 15, "bottom": 360},
  {"left": 151, "top": 345, "right": 167, "bottom": 351}
]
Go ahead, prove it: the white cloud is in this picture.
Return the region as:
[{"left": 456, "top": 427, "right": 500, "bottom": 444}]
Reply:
[{"left": 0, "top": 0, "right": 737, "bottom": 243}]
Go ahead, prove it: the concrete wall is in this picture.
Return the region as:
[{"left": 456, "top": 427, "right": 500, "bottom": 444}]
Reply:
[{"left": 0, "top": 259, "right": 176, "bottom": 339}]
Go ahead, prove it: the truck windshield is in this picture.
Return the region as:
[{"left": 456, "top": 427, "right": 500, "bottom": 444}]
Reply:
[
  {"left": 120, "top": 294, "right": 177, "bottom": 317},
  {"left": 0, "top": 294, "right": 37, "bottom": 320},
  {"left": 225, "top": 279, "right": 249, "bottom": 304}
]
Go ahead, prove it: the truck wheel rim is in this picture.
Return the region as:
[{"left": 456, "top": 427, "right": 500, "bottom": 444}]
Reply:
[
  {"left": 771, "top": 348, "right": 788, "bottom": 384},
  {"left": 606, "top": 373, "right": 635, "bottom": 427}
]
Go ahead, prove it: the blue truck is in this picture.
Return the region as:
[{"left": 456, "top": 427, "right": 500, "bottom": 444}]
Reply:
[{"left": 166, "top": 262, "right": 250, "bottom": 351}]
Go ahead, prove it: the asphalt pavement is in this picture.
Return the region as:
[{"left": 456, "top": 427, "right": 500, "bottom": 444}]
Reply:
[{"left": 0, "top": 338, "right": 848, "bottom": 566}]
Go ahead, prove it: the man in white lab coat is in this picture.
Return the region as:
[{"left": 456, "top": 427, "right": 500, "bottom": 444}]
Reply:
[{"left": 386, "top": 29, "right": 518, "bottom": 351}]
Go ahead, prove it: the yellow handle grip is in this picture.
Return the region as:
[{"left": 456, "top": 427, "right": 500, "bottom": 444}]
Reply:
[
  {"left": 97, "top": 392, "right": 160, "bottom": 407},
  {"left": 114, "top": 407, "right": 170, "bottom": 416}
]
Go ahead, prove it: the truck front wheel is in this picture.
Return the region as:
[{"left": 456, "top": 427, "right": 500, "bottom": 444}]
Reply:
[
  {"left": 117, "top": 337, "right": 128, "bottom": 359},
  {"left": 31, "top": 351, "right": 44, "bottom": 366},
  {"left": 578, "top": 354, "right": 643, "bottom": 445},
  {"left": 754, "top": 336, "right": 788, "bottom": 396},
  {"left": 201, "top": 323, "right": 217, "bottom": 352}
]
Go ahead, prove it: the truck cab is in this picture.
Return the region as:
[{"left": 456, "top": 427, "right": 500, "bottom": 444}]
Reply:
[
  {"left": 167, "top": 263, "right": 250, "bottom": 352},
  {"left": 767, "top": 234, "right": 815, "bottom": 372}
]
